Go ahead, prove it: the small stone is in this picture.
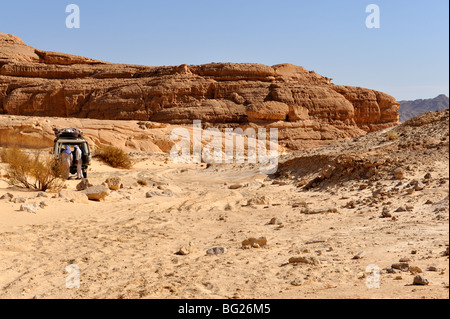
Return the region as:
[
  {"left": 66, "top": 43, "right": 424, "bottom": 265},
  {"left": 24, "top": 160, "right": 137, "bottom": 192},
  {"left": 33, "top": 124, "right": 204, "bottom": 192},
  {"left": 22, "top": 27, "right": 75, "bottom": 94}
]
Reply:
[
  {"left": 13, "top": 197, "right": 26, "bottom": 204},
  {"left": 0, "top": 193, "right": 14, "bottom": 201},
  {"left": 103, "top": 177, "right": 123, "bottom": 191},
  {"left": 268, "top": 217, "right": 283, "bottom": 225},
  {"left": 39, "top": 201, "right": 48, "bottom": 209},
  {"left": 381, "top": 211, "right": 392, "bottom": 218},
  {"left": 412, "top": 275, "right": 429, "bottom": 286},
  {"left": 36, "top": 192, "right": 48, "bottom": 198},
  {"left": 290, "top": 279, "right": 304, "bottom": 286},
  {"left": 393, "top": 167, "right": 404, "bottom": 179},
  {"left": 391, "top": 262, "right": 409, "bottom": 272},
  {"left": 83, "top": 185, "right": 110, "bottom": 201},
  {"left": 414, "top": 183, "right": 425, "bottom": 191},
  {"left": 424, "top": 200, "right": 433, "bottom": 205},
  {"left": 242, "top": 237, "right": 267, "bottom": 248},
  {"left": 177, "top": 247, "right": 190, "bottom": 256},
  {"left": 399, "top": 257, "right": 411, "bottom": 262},
  {"left": 395, "top": 207, "right": 407, "bottom": 212},
  {"left": 289, "top": 256, "right": 320, "bottom": 266},
  {"left": 206, "top": 247, "right": 227, "bottom": 255},
  {"left": 394, "top": 276, "right": 403, "bottom": 280},
  {"left": 406, "top": 188, "right": 415, "bottom": 195},
  {"left": 352, "top": 251, "right": 366, "bottom": 260},
  {"left": 20, "top": 203, "right": 38, "bottom": 214},
  {"left": 229, "top": 184, "right": 243, "bottom": 190},
  {"left": 76, "top": 179, "right": 93, "bottom": 191},
  {"left": 411, "top": 250, "right": 418, "bottom": 255},
  {"left": 409, "top": 266, "right": 423, "bottom": 275},
  {"left": 427, "top": 265, "right": 439, "bottom": 272},
  {"left": 424, "top": 173, "right": 432, "bottom": 179}
]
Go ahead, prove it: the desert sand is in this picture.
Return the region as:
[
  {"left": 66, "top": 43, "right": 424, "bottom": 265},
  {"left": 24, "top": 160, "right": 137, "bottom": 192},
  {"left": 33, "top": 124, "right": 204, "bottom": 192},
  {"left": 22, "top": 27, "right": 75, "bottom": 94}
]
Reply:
[{"left": 0, "top": 111, "right": 448, "bottom": 299}]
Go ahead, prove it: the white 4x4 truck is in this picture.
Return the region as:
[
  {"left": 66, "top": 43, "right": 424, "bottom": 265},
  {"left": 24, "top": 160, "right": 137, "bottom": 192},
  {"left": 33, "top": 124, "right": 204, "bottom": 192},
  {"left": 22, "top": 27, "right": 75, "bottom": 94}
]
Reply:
[{"left": 53, "top": 128, "right": 91, "bottom": 178}]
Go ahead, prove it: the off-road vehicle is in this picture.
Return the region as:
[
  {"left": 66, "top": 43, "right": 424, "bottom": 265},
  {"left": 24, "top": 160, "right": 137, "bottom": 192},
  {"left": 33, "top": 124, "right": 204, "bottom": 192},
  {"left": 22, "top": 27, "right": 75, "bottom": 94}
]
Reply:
[{"left": 53, "top": 128, "right": 91, "bottom": 178}]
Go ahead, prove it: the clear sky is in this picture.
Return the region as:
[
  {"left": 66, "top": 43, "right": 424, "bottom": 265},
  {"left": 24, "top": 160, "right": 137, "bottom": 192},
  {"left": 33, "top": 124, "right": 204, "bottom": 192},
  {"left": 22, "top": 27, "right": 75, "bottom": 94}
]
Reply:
[{"left": 0, "top": 0, "right": 448, "bottom": 100}]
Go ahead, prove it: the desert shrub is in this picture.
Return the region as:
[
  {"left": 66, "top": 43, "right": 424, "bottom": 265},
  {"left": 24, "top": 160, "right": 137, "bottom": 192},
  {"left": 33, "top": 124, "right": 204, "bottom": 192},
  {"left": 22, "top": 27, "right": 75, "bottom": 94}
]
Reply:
[
  {"left": 386, "top": 130, "right": 400, "bottom": 141},
  {"left": 0, "top": 148, "right": 65, "bottom": 192},
  {"left": 137, "top": 179, "right": 148, "bottom": 186},
  {"left": 95, "top": 145, "right": 134, "bottom": 169}
]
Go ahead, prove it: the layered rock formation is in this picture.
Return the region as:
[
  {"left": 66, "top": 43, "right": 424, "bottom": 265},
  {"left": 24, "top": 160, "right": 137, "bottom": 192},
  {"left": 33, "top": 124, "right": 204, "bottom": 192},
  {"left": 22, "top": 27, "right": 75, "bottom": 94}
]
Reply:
[{"left": 0, "top": 32, "right": 400, "bottom": 150}]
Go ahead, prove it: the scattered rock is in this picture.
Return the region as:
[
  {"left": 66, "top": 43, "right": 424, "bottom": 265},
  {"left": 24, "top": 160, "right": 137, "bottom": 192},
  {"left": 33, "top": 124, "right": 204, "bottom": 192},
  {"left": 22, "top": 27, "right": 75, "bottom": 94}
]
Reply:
[
  {"left": 301, "top": 208, "right": 339, "bottom": 215},
  {"left": 352, "top": 251, "right": 366, "bottom": 260},
  {"left": 381, "top": 211, "right": 392, "bottom": 218},
  {"left": 76, "top": 179, "right": 93, "bottom": 191},
  {"left": 247, "top": 195, "right": 271, "bottom": 206},
  {"left": 268, "top": 217, "right": 283, "bottom": 225},
  {"left": 36, "top": 192, "right": 48, "bottom": 198},
  {"left": 391, "top": 262, "right": 409, "bottom": 272},
  {"left": 83, "top": 185, "right": 110, "bottom": 201},
  {"left": 206, "top": 247, "right": 227, "bottom": 255},
  {"left": 146, "top": 190, "right": 174, "bottom": 198},
  {"left": 409, "top": 266, "right": 423, "bottom": 275},
  {"left": 242, "top": 237, "right": 267, "bottom": 248},
  {"left": 288, "top": 256, "right": 321, "bottom": 266},
  {"left": 427, "top": 265, "right": 439, "bottom": 272},
  {"left": 0, "top": 193, "right": 13, "bottom": 201},
  {"left": 103, "top": 177, "right": 123, "bottom": 191},
  {"left": 39, "top": 201, "right": 48, "bottom": 209},
  {"left": 393, "top": 167, "right": 405, "bottom": 179},
  {"left": 229, "top": 184, "right": 243, "bottom": 190},
  {"left": 412, "top": 275, "right": 429, "bottom": 286},
  {"left": 20, "top": 203, "right": 38, "bottom": 214},
  {"left": 290, "top": 279, "right": 305, "bottom": 286},
  {"left": 13, "top": 197, "right": 26, "bottom": 204},
  {"left": 399, "top": 257, "right": 411, "bottom": 263}
]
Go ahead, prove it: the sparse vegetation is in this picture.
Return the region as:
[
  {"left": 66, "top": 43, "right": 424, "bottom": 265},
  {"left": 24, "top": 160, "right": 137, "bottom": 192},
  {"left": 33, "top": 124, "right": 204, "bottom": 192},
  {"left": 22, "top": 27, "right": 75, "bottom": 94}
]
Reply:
[
  {"left": 386, "top": 130, "right": 400, "bottom": 141},
  {"left": 0, "top": 148, "right": 65, "bottom": 192},
  {"left": 137, "top": 179, "right": 148, "bottom": 186},
  {"left": 95, "top": 145, "right": 134, "bottom": 169}
]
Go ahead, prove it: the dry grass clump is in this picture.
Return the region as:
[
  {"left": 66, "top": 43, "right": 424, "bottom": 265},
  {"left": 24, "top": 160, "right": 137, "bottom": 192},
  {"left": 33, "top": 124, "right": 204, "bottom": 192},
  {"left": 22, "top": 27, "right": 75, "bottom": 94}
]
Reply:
[
  {"left": 137, "top": 179, "right": 148, "bottom": 186},
  {"left": 95, "top": 145, "right": 134, "bottom": 169},
  {"left": 386, "top": 130, "right": 400, "bottom": 141},
  {"left": 0, "top": 148, "right": 65, "bottom": 192}
]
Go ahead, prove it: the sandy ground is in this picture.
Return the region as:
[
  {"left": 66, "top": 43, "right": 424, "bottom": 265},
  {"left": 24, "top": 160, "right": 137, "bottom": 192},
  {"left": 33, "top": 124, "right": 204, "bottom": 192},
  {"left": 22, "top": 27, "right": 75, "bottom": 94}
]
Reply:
[{"left": 0, "top": 147, "right": 448, "bottom": 299}]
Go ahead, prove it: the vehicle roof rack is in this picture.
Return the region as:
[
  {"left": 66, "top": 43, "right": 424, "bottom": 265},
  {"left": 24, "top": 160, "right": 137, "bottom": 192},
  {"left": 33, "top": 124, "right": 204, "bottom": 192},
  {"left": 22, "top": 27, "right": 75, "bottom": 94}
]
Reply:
[{"left": 53, "top": 128, "right": 83, "bottom": 138}]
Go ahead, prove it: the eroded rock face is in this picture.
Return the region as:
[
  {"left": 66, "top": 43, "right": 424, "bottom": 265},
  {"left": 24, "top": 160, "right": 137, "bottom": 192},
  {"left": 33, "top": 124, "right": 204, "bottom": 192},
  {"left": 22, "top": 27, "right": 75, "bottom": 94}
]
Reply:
[{"left": 0, "top": 33, "right": 400, "bottom": 150}]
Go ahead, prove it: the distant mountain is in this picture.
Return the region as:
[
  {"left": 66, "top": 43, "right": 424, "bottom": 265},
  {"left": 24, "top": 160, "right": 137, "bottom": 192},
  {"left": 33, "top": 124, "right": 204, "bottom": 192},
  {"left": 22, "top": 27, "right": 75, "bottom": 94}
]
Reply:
[{"left": 399, "top": 94, "right": 449, "bottom": 122}]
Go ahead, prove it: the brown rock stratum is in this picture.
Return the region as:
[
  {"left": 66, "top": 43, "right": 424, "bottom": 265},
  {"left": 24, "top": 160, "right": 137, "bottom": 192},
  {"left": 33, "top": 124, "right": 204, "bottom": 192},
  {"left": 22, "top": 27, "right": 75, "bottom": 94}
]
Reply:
[{"left": 0, "top": 32, "right": 399, "bottom": 150}]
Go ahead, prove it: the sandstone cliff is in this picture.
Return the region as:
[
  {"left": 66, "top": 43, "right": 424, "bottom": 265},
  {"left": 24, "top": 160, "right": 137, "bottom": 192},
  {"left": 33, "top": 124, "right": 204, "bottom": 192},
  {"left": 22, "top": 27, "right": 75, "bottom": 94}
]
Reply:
[{"left": 0, "top": 32, "right": 399, "bottom": 150}]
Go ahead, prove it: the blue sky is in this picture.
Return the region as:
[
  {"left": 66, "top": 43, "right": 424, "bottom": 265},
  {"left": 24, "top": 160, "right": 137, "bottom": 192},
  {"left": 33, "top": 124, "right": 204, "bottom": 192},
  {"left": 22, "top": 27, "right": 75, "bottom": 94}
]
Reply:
[{"left": 0, "top": 0, "right": 448, "bottom": 100}]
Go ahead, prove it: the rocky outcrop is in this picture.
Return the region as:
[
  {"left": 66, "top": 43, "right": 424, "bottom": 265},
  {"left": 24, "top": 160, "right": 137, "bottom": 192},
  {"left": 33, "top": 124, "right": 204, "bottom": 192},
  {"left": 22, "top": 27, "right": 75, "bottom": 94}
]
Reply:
[
  {"left": 0, "top": 33, "right": 400, "bottom": 150},
  {"left": 399, "top": 94, "right": 449, "bottom": 122}
]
